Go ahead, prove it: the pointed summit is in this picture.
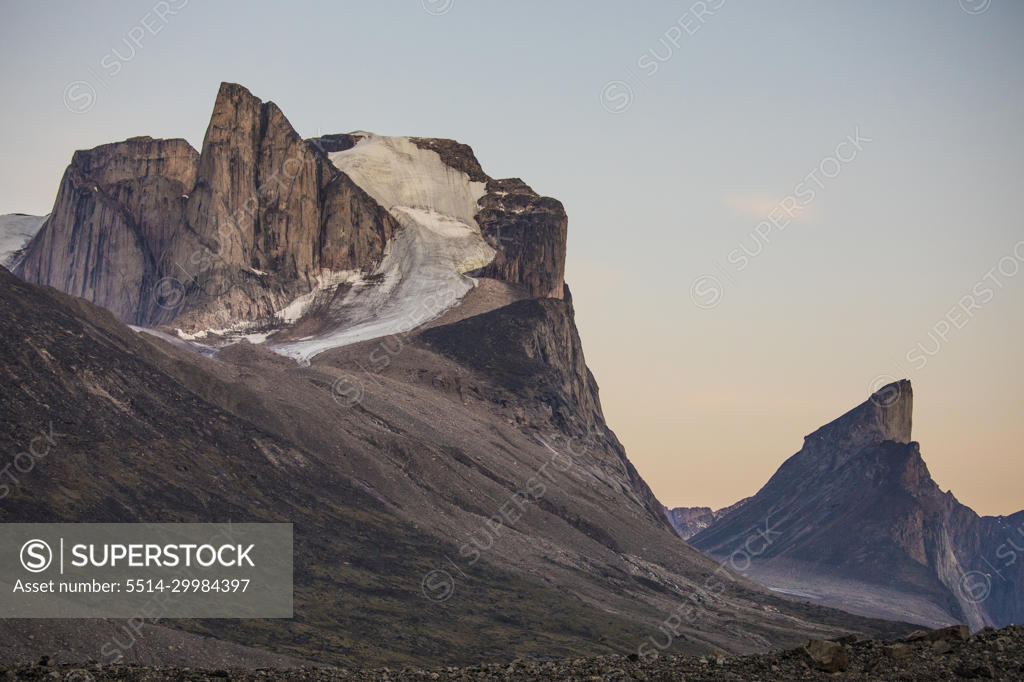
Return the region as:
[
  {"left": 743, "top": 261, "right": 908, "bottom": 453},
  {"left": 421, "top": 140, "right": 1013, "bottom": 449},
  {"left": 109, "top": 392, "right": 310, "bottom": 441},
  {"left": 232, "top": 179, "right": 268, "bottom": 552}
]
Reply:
[
  {"left": 803, "top": 380, "right": 913, "bottom": 461},
  {"left": 689, "top": 376, "right": 1023, "bottom": 631},
  {"left": 868, "top": 379, "right": 914, "bottom": 442}
]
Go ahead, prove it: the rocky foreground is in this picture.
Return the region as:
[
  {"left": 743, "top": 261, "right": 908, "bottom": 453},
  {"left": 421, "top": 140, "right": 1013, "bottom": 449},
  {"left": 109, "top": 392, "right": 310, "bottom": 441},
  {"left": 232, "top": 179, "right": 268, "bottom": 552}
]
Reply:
[{"left": 3, "top": 625, "right": 1022, "bottom": 681}]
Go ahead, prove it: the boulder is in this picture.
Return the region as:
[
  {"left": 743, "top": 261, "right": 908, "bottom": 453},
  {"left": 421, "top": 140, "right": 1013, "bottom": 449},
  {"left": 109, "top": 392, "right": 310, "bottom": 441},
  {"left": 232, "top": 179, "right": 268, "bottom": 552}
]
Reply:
[{"left": 803, "top": 639, "right": 849, "bottom": 673}]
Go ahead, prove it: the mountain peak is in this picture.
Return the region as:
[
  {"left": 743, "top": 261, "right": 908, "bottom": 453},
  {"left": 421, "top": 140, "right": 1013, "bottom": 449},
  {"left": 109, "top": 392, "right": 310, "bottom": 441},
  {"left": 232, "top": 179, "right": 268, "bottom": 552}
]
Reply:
[
  {"left": 867, "top": 378, "right": 913, "bottom": 442},
  {"left": 804, "top": 379, "right": 913, "bottom": 455},
  {"left": 689, "top": 377, "right": 1024, "bottom": 631}
]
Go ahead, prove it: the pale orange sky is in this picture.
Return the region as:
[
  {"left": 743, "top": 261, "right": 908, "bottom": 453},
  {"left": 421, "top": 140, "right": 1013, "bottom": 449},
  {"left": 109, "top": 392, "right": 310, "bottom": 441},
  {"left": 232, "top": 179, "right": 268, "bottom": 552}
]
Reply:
[
  {"left": 569, "top": 245, "right": 1024, "bottom": 518},
  {"left": 0, "top": 3, "right": 1020, "bottom": 515}
]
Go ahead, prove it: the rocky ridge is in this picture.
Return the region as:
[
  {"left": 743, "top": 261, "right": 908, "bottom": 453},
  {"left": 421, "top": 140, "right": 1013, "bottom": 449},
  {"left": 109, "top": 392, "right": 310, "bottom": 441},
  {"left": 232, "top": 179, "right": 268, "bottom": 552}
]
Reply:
[
  {"left": 688, "top": 380, "right": 1024, "bottom": 631},
  {"left": 665, "top": 498, "right": 751, "bottom": 541},
  {"left": 15, "top": 83, "right": 566, "bottom": 344}
]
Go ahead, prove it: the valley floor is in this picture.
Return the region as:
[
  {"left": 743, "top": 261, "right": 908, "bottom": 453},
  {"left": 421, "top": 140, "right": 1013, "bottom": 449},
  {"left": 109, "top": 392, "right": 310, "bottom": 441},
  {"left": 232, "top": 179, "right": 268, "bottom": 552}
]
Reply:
[{"left": 4, "top": 625, "right": 1021, "bottom": 681}]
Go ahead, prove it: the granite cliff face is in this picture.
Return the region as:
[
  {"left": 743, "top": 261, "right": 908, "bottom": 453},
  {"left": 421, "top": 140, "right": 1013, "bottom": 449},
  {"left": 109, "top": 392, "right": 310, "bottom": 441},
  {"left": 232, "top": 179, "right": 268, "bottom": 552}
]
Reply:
[
  {"left": 16, "top": 84, "right": 397, "bottom": 331},
  {"left": 167, "top": 83, "right": 400, "bottom": 331},
  {"left": 666, "top": 497, "right": 750, "bottom": 540},
  {"left": 392, "top": 136, "right": 568, "bottom": 300},
  {"left": 475, "top": 177, "right": 567, "bottom": 299},
  {"left": 420, "top": 296, "right": 665, "bottom": 522},
  {"left": 16, "top": 83, "right": 566, "bottom": 340},
  {"left": 16, "top": 137, "right": 198, "bottom": 323},
  {"left": 687, "top": 380, "right": 1024, "bottom": 632}
]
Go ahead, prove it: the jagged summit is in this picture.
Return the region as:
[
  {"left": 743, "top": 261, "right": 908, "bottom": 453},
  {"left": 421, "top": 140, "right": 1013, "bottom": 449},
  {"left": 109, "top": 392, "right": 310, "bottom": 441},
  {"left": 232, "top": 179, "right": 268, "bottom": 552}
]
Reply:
[
  {"left": 13, "top": 82, "right": 567, "bottom": 360},
  {"left": 687, "top": 379, "right": 1023, "bottom": 632},
  {"left": 802, "top": 379, "right": 913, "bottom": 470}
]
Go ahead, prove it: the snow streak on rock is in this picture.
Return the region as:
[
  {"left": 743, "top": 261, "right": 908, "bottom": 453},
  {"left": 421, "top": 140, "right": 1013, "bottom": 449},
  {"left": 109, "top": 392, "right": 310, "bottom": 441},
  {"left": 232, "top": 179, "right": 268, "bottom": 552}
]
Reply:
[
  {"left": 270, "top": 135, "right": 494, "bottom": 362},
  {"left": 0, "top": 214, "right": 47, "bottom": 269}
]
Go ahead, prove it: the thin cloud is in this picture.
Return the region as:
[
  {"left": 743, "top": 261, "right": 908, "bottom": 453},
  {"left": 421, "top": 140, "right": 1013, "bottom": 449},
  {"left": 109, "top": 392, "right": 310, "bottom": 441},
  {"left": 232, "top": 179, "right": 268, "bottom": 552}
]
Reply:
[{"left": 724, "top": 192, "right": 816, "bottom": 223}]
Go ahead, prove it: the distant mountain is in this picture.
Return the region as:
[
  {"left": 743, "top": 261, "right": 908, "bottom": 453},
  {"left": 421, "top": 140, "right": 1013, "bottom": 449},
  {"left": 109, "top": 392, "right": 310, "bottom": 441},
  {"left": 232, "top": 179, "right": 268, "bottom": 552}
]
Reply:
[
  {"left": 686, "top": 380, "right": 1024, "bottom": 631},
  {"left": 0, "top": 82, "right": 914, "bottom": 667},
  {"left": 666, "top": 498, "right": 750, "bottom": 540}
]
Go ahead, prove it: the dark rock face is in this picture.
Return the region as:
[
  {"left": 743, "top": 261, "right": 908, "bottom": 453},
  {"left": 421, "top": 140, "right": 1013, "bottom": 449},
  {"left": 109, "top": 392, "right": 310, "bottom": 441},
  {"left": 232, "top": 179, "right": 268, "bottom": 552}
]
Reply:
[
  {"left": 408, "top": 139, "right": 567, "bottom": 300},
  {"left": 420, "top": 297, "right": 666, "bottom": 525},
  {"left": 17, "top": 84, "right": 395, "bottom": 330},
  {"left": 665, "top": 498, "right": 751, "bottom": 540},
  {"left": 801, "top": 378, "right": 913, "bottom": 469},
  {"left": 16, "top": 137, "right": 199, "bottom": 323},
  {"left": 475, "top": 178, "right": 568, "bottom": 300},
  {"left": 667, "top": 506, "right": 716, "bottom": 539},
  {"left": 689, "top": 380, "right": 1024, "bottom": 631},
  {"left": 316, "top": 171, "right": 396, "bottom": 273},
  {"left": 408, "top": 137, "right": 488, "bottom": 182},
  {"left": 421, "top": 298, "right": 600, "bottom": 433},
  {"left": 166, "top": 83, "right": 397, "bottom": 332},
  {"left": 17, "top": 84, "right": 564, "bottom": 335}
]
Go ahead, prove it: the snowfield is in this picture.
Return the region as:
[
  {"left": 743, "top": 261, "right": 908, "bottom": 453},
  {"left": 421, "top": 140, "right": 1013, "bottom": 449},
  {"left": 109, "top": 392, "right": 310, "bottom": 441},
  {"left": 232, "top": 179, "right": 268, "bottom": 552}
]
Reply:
[
  {"left": 0, "top": 214, "right": 47, "bottom": 269},
  {"left": 269, "top": 134, "right": 494, "bottom": 362}
]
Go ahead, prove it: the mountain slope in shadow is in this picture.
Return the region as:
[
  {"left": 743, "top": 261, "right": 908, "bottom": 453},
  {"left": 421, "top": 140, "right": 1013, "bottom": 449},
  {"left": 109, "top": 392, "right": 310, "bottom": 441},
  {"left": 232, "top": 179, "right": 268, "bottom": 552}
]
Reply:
[{"left": 685, "top": 381, "right": 1024, "bottom": 631}]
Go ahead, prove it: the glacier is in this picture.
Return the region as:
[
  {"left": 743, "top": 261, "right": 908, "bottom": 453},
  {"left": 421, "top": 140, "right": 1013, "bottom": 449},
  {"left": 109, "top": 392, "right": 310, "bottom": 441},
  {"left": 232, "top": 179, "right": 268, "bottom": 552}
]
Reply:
[{"left": 268, "top": 134, "right": 494, "bottom": 362}]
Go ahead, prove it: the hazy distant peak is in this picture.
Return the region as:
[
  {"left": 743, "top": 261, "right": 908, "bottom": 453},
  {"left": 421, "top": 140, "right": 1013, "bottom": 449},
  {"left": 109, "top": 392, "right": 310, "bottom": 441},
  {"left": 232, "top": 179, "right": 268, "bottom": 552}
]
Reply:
[{"left": 805, "top": 379, "right": 913, "bottom": 459}]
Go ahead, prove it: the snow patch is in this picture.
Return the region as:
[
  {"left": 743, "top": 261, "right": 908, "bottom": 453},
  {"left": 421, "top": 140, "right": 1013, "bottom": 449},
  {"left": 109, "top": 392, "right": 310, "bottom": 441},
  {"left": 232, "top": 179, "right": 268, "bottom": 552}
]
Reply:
[
  {"left": 162, "top": 134, "right": 496, "bottom": 363},
  {"left": 330, "top": 135, "right": 487, "bottom": 227},
  {"left": 269, "top": 134, "right": 494, "bottom": 362},
  {"left": 274, "top": 269, "right": 364, "bottom": 324},
  {"left": 0, "top": 213, "right": 47, "bottom": 269},
  {"left": 130, "top": 325, "right": 218, "bottom": 357}
]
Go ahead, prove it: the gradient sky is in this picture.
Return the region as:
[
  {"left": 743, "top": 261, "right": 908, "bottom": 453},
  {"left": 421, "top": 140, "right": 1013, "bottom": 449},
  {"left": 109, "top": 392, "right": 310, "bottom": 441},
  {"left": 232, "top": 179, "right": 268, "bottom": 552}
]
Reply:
[{"left": 2, "top": 1, "right": 1022, "bottom": 515}]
